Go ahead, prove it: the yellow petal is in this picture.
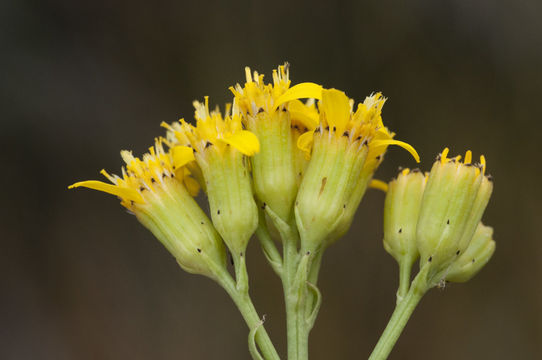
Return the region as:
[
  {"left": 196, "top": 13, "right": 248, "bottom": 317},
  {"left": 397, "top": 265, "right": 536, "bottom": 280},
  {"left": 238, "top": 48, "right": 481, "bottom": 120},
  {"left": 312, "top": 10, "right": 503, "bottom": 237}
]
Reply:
[
  {"left": 297, "top": 130, "right": 315, "bottom": 159},
  {"left": 369, "top": 179, "right": 389, "bottom": 192},
  {"left": 289, "top": 100, "right": 319, "bottom": 130},
  {"left": 370, "top": 139, "right": 420, "bottom": 163},
  {"left": 321, "top": 89, "right": 350, "bottom": 133},
  {"left": 171, "top": 145, "right": 195, "bottom": 169},
  {"left": 221, "top": 130, "right": 260, "bottom": 156},
  {"left": 273, "top": 82, "right": 323, "bottom": 111},
  {"left": 68, "top": 180, "right": 144, "bottom": 203},
  {"left": 184, "top": 176, "right": 201, "bottom": 197}
]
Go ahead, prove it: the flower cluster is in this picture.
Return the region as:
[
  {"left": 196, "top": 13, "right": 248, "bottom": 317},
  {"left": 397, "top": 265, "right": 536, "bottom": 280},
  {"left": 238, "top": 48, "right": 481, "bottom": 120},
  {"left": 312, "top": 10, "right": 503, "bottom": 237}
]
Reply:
[
  {"left": 382, "top": 149, "right": 495, "bottom": 296},
  {"left": 70, "top": 64, "right": 496, "bottom": 360},
  {"left": 70, "top": 64, "right": 420, "bottom": 271}
]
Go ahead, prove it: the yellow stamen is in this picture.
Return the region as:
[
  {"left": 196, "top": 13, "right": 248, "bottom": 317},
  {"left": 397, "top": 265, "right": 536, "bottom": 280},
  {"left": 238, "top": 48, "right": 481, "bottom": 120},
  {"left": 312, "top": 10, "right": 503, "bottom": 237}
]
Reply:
[
  {"left": 441, "top": 147, "right": 450, "bottom": 163},
  {"left": 464, "top": 150, "right": 472, "bottom": 164}
]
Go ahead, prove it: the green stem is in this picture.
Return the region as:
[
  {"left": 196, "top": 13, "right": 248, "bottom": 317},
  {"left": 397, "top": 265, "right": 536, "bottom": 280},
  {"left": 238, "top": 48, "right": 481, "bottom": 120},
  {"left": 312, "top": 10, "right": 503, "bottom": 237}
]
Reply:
[
  {"left": 215, "top": 269, "right": 280, "bottom": 360},
  {"left": 256, "top": 211, "right": 283, "bottom": 277},
  {"left": 396, "top": 259, "right": 413, "bottom": 304},
  {"left": 305, "top": 249, "right": 324, "bottom": 317},
  {"left": 281, "top": 224, "right": 301, "bottom": 360},
  {"left": 368, "top": 272, "right": 427, "bottom": 360}
]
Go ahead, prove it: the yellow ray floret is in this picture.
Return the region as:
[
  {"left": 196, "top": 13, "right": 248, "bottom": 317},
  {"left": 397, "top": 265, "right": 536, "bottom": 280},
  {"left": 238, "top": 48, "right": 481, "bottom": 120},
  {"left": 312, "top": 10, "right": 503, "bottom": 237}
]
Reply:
[
  {"left": 68, "top": 139, "right": 196, "bottom": 207},
  {"left": 163, "top": 97, "right": 260, "bottom": 156},
  {"left": 369, "top": 179, "right": 389, "bottom": 192}
]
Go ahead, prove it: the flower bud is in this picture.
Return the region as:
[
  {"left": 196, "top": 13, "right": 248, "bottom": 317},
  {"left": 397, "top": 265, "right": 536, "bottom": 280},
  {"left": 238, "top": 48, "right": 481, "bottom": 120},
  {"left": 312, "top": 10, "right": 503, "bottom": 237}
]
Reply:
[
  {"left": 383, "top": 169, "right": 426, "bottom": 267},
  {"left": 446, "top": 223, "right": 496, "bottom": 283},
  {"left": 416, "top": 148, "right": 493, "bottom": 283},
  {"left": 69, "top": 140, "right": 227, "bottom": 279}
]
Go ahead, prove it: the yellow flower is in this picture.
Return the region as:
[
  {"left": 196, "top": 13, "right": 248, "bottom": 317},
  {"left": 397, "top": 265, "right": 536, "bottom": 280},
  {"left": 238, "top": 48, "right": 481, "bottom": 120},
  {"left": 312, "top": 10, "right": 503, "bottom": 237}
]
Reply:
[
  {"left": 163, "top": 97, "right": 260, "bottom": 157},
  {"left": 164, "top": 98, "right": 260, "bottom": 264},
  {"left": 69, "top": 139, "right": 197, "bottom": 208},
  {"left": 230, "top": 64, "right": 292, "bottom": 117},
  {"left": 69, "top": 139, "right": 227, "bottom": 279},
  {"left": 288, "top": 88, "right": 420, "bottom": 252},
  {"left": 293, "top": 88, "right": 419, "bottom": 166},
  {"left": 229, "top": 64, "right": 309, "bottom": 221}
]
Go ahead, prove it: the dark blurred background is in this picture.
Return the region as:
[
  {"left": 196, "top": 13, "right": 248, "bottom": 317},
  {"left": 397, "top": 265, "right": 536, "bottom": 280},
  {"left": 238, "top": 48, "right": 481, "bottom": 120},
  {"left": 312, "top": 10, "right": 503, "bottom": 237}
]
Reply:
[{"left": 1, "top": 0, "right": 541, "bottom": 359}]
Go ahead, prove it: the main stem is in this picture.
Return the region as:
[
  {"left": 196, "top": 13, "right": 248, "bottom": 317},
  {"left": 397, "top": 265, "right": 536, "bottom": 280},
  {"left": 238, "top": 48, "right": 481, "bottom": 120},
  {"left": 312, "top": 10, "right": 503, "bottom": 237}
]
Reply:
[
  {"left": 216, "top": 270, "right": 280, "bottom": 360},
  {"left": 281, "top": 224, "right": 302, "bottom": 360},
  {"left": 368, "top": 274, "right": 426, "bottom": 360}
]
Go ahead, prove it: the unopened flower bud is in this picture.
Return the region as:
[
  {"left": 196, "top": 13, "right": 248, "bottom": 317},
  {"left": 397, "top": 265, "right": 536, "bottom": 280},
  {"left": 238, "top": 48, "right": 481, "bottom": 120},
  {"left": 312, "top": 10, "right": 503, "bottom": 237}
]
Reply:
[
  {"left": 416, "top": 148, "right": 493, "bottom": 284},
  {"left": 446, "top": 222, "right": 496, "bottom": 283},
  {"left": 383, "top": 169, "right": 426, "bottom": 267}
]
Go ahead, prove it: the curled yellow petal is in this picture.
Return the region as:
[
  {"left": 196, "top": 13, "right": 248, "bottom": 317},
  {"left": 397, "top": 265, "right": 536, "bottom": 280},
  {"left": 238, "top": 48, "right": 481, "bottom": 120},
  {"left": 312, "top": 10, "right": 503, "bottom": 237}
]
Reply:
[
  {"left": 297, "top": 130, "right": 315, "bottom": 159},
  {"left": 289, "top": 100, "right": 319, "bottom": 130},
  {"left": 68, "top": 180, "right": 144, "bottom": 203},
  {"left": 221, "top": 130, "right": 260, "bottom": 156},
  {"left": 321, "top": 89, "right": 351, "bottom": 134},
  {"left": 370, "top": 139, "right": 420, "bottom": 163},
  {"left": 273, "top": 82, "right": 323, "bottom": 111},
  {"left": 369, "top": 179, "right": 389, "bottom": 192},
  {"left": 171, "top": 145, "right": 195, "bottom": 169}
]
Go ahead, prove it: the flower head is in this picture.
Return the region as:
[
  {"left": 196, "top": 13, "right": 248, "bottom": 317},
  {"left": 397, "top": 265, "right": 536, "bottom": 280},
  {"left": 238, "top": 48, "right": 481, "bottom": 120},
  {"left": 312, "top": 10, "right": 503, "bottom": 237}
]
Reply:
[
  {"left": 230, "top": 64, "right": 292, "bottom": 117},
  {"left": 163, "top": 97, "right": 259, "bottom": 158},
  {"left": 164, "top": 98, "right": 260, "bottom": 260},
  {"left": 416, "top": 148, "right": 493, "bottom": 285},
  {"left": 69, "top": 139, "right": 227, "bottom": 279},
  {"left": 69, "top": 139, "right": 198, "bottom": 208},
  {"left": 295, "top": 89, "right": 419, "bottom": 165},
  {"left": 291, "top": 88, "right": 420, "bottom": 252},
  {"left": 229, "top": 64, "right": 308, "bottom": 221}
]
